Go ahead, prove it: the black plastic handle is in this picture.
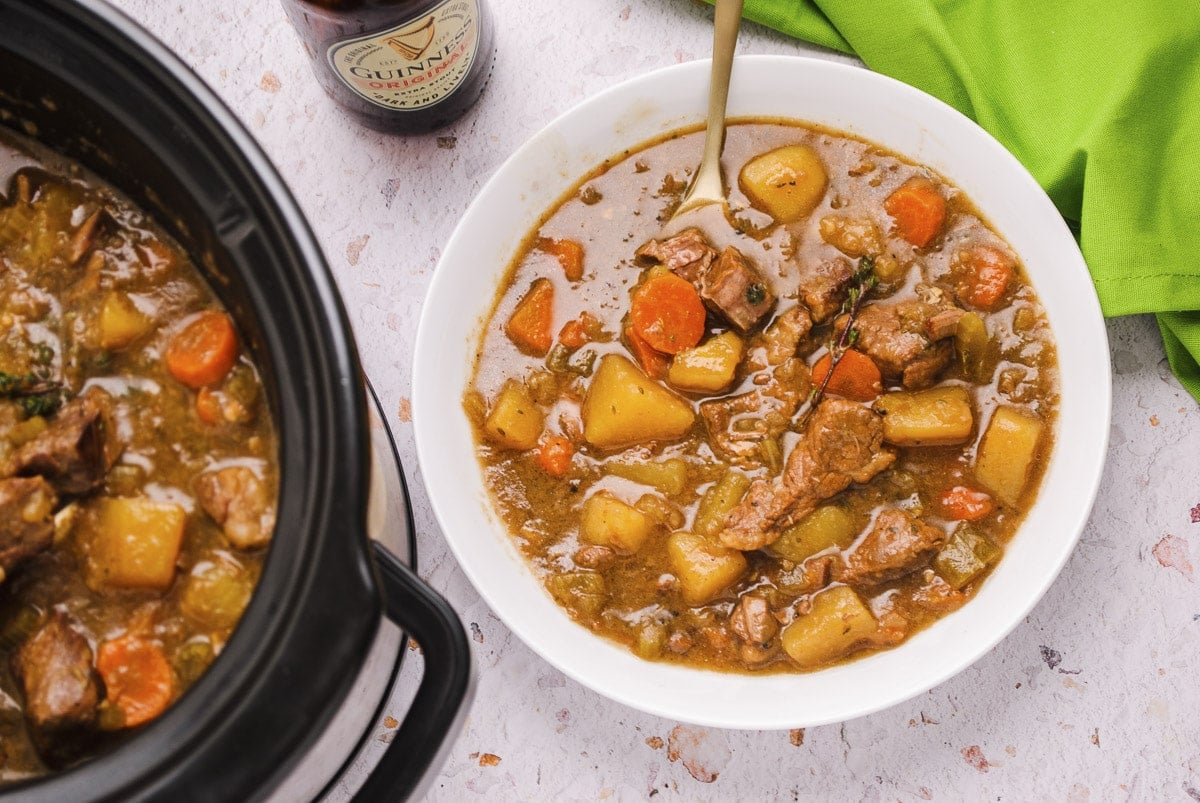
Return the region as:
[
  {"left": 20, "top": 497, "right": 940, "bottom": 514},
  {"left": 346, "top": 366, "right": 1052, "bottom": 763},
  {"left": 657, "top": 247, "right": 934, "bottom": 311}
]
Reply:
[{"left": 355, "top": 541, "right": 474, "bottom": 802}]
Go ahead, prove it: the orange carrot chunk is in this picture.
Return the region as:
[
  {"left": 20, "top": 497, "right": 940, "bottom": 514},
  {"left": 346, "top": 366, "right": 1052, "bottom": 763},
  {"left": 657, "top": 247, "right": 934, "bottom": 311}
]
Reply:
[
  {"left": 558, "top": 312, "right": 605, "bottom": 350},
  {"left": 504, "top": 277, "right": 554, "bottom": 356},
  {"left": 812, "top": 349, "right": 883, "bottom": 402},
  {"left": 96, "top": 636, "right": 175, "bottom": 728},
  {"left": 884, "top": 176, "right": 947, "bottom": 248},
  {"left": 940, "top": 485, "right": 995, "bottom": 521},
  {"left": 539, "top": 237, "right": 585, "bottom": 282},
  {"left": 623, "top": 324, "right": 669, "bottom": 379},
  {"left": 195, "top": 387, "right": 224, "bottom": 425},
  {"left": 629, "top": 273, "right": 706, "bottom": 355},
  {"left": 165, "top": 311, "right": 239, "bottom": 389},
  {"left": 535, "top": 435, "right": 574, "bottom": 477},
  {"left": 956, "top": 245, "right": 1014, "bottom": 310}
]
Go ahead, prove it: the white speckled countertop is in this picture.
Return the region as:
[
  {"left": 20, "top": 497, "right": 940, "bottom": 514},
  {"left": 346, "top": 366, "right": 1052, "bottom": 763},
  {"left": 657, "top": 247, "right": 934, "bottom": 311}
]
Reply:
[{"left": 106, "top": 0, "right": 1200, "bottom": 798}]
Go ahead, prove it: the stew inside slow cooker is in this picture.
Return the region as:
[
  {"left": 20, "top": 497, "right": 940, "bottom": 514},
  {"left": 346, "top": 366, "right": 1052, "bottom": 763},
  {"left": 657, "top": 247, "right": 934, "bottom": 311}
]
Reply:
[
  {"left": 0, "top": 130, "right": 276, "bottom": 778},
  {"left": 467, "top": 120, "right": 1059, "bottom": 673}
]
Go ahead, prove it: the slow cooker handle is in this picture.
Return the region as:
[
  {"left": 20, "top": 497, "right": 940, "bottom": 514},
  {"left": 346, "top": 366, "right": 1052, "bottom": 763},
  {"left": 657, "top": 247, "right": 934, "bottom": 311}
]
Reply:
[{"left": 358, "top": 540, "right": 473, "bottom": 801}]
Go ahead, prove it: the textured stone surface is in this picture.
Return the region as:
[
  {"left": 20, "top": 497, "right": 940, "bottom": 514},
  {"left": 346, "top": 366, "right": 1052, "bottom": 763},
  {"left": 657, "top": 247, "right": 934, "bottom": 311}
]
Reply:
[{"left": 108, "top": 0, "right": 1200, "bottom": 798}]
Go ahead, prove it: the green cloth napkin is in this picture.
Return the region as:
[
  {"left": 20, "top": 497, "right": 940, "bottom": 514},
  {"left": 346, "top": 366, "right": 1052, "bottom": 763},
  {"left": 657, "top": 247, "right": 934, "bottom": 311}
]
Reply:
[{"left": 737, "top": 0, "right": 1200, "bottom": 400}]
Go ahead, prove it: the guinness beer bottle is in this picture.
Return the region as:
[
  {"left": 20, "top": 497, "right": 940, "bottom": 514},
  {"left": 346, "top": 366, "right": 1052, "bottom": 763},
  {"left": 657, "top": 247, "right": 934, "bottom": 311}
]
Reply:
[{"left": 282, "top": 0, "right": 495, "bottom": 134}]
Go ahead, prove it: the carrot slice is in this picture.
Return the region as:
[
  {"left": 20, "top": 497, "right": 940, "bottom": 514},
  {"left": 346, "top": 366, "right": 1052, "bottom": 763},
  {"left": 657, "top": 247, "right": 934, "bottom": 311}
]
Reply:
[
  {"left": 195, "top": 387, "right": 224, "bottom": 425},
  {"left": 939, "top": 485, "right": 995, "bottom": 521},
  {"left": 812, "top": 349, "right": 882, "bottom": 402},
  {"left": 558, "top": 312, "right": 604, "bottom": 350},
  {"left": 629, "top": 273, "right": 706, "bottom": 355},
  {"left": 96, "top": 636, "right": 175, "bottom": 728},
  {"left": 504, "top": 278, "right": 554, "bottom": 356},
  {"left": 165, "top": 311, "right": 239, "bottom": 389},
  {"left": 883, "top": 176, "right": 947, "bottom": 248},
  {"left": 623, "top": 324, "right": 669, "bottom": 379},
  {"left": 956, "top": 245, "right": 1014, "bottom": 310},
  {"left": 535, "top": 435, "right": 574, "bottom": 477},
  {"left": 538, "top": 237, "right": 585, "bottom": 282}
]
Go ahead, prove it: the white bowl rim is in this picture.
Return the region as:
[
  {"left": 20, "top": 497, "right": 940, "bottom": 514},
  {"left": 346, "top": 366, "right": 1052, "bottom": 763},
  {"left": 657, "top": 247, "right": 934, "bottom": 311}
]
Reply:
[{"left": 413, "top": 54, "right": 1111, "bottom": 729}]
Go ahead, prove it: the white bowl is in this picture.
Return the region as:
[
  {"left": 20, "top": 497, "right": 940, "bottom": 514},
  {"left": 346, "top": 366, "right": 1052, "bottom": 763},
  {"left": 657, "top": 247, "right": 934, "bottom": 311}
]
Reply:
[{"left": 413, "top": 55, "right": 1110, "bottom": 729}]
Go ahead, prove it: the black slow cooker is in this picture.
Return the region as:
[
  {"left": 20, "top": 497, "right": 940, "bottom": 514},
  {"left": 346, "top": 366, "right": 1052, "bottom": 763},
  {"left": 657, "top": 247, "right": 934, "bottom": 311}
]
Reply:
[{"left": 0, "top": 0, "right": 472, "bottom": 799}]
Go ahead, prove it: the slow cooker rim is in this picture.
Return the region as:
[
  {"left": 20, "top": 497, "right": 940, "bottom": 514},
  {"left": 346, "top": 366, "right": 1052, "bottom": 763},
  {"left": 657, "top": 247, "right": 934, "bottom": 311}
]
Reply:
[{"left": 0, "top": 0, "right": 382, "bottom": 798}]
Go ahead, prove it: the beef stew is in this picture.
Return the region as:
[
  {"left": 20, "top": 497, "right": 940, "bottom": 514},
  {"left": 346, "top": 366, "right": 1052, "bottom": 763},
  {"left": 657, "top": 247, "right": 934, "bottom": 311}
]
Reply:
[
  {"left": 466, "top": 120, "right": 1059, "bottom": 674},
  {"left": 0, "top": 131, "right": 276, "bottom": 777}
]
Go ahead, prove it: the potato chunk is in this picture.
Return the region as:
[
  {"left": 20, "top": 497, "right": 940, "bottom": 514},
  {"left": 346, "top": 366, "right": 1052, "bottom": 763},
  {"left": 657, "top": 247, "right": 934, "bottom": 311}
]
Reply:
[
  {"left": 98, "top": 292, "right": 154, "bottom": 351},
  {"left": 88, "top": 497, "right": 186, "bottom": 591},
  {"left": 668, "top": 331, "right": 745, "bottom": 393},
  {"left": 580, "top": 491, "right": 654, "bottom": 553},
  {"left": 781, "top": 585, "right": 877, "bottom": 669},
  {"left": 483, "top": 380, "right": 544, "bottom": 450},
  {"left": 738, "top": 144, "right": 828, "bottom": 223},
  {"left": 582, "top": 354, "right": 694, "bottom": 449},
  {"left": 874, "top": 386, "right": 974, "bottom": 446},
  {"left": 667, "top": 531, "right": 747, "bottom": 606},
  {"left": 974, "top": 406, "right": 1045, "bottom": 505}
]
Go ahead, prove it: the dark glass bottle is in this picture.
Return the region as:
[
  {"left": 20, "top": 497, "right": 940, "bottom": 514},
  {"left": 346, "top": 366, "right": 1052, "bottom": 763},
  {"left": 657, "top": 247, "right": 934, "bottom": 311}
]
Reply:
[{"left": 281, "top": 0, "right": 495, "bottom": 134}]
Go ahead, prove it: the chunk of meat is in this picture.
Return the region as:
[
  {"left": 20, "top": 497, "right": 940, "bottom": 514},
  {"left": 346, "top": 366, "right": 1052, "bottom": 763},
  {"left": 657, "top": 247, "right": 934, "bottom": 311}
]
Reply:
[
  {"left": 634, "top": 227, "right": 717, "bottom": 283},
  {"left": 11, "top": 612, "right": 101, "bottom": 763},
  {"left": 842, "top": 299, "right": 959, "bottom": 389},
  {"left": 698, "top": 246, "right": 776, "bottom": 332},
  {"left": 699, "top": 358, "right": 810, "bottom": 467},
  {"left": 835, "top": 508, "right": 947, "bottom": 586},
  {"left": 925, "top": 307, "right": 966, "bottom": 341},
  {"left": 0, "top": 477, "right": 58, "bottom": 580},
  {"left": 10, "top": 388, "right": 117, "bottom": 495},
  {"left": 729, "top": 593, "right": 777, "bottom": 648},
  {"left": 762, "top": 305, "right": 813, "bottom": 364},
  {"left": 799, "top": 257, "right": 854, "bottom": 323},
  {"left": 194, "top": 466, "right": 275, "bottom": 549},
  {"left": 720, "top": 399, "right": 896, "bottom": 551},
  {"left": 910, "top": 570, "right": 970, "bottom": 613}
]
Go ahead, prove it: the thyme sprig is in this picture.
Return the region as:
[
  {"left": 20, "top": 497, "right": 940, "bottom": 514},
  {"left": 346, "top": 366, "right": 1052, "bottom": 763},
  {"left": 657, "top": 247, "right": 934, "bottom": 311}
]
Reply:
[
  {"left": 0, "top": 368, "right": 66, "bottom": 418},
  {"left": 796, "top": 255, "right": 878, "bottom": 430}
]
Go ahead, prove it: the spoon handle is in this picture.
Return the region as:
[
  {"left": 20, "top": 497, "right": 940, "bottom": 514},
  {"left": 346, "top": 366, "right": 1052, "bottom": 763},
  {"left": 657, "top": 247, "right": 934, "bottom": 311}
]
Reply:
[
  {"left": 702, "top": 0, "right": 743, "bottom": 174},
  {"left": 675, "top": 0, "right": 743, "bottom": 218}
]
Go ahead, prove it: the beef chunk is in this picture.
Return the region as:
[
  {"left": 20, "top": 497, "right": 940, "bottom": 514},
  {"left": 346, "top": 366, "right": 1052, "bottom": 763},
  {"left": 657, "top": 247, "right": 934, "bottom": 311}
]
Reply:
[
  {"left": 634, "top": 227, "right": 717, "bottom": 283},
  {"left": 762, "top": 305, "right": 813, "bottom": 364},
  {"left": 194, "top": 466, "right": 275, "bottom": 549},
  {"left": 0, "top": 477, "right": 58, "bottom": 580},
  {"left": 720, "top": 399, "right": 896, "bottom": 551},
  {"left": 842, "top": 299, "right": 959, "bottom": 389},
  {"left": 834, "top": 508, "right": 947, "bottom": 586},
  {"left": 11, "top": 388, "right": 116, "bottom": 495},
  {"left": 800, "top": 257, "right": 854, "bottom": 323},
  {"left": 12, "top": 612, "right": 101, "bottom": 763},
  {"left": 698, "top": 247, "right": 776, "bottom": 332},
  {"left": 700, "top": 358, "right": 810, "bottom": 467},
  {"left": 637, "top": 231, "right": 775, "bottom": 332}
]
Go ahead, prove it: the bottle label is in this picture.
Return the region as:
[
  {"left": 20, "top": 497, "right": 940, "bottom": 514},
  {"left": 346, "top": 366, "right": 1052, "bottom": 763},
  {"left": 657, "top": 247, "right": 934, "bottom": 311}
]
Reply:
[{"left": 326, "top": 0, "right": 480, "bottom": 112}]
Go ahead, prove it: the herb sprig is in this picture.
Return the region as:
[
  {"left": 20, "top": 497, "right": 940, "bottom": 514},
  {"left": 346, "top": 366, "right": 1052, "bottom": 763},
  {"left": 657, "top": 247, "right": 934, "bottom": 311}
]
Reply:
[{"left": 796, "top": 255, "right": 878, "bottom": 430}]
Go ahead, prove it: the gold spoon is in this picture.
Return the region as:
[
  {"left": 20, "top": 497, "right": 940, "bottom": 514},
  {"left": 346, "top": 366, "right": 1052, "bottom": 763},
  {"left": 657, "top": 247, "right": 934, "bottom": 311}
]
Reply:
[{"left": 671, "top": 0, "right": 744, "bottom": 222}]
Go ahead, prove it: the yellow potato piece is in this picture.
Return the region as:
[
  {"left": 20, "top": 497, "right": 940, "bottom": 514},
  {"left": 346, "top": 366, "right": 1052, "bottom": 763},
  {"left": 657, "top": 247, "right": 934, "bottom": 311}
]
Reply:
[
  {"left": 582, "top": 354, "right": 694, "bottom": 449},
  {"left": 874, "top": 385, "right": 974, "bottom": 446},
  {"left": 739, "top": 144, "right": 828, "bottom": 223},
  {"left": 974, "top": 406, "right": 1045, "bottom": 506},
  {"left": 781, "top": 585, "right": 877, "bottom": 669},
  {"left": 666, "top": 531, "right": 747, "bottom": 606},
  {"left": 668, "top": 331, "right": 745, "bottom": 393},
  {"left": 88, "top": 497, "right": 186, "bottom": 592},
  {"left": 98, "top": 292, "right": 154, "bottom": 350},
  {"left": 483, "top": 379, "right": 544, "bottom": 450},
  {"left": 580, "top": 491, "right": 654, "bottom": 553}
]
